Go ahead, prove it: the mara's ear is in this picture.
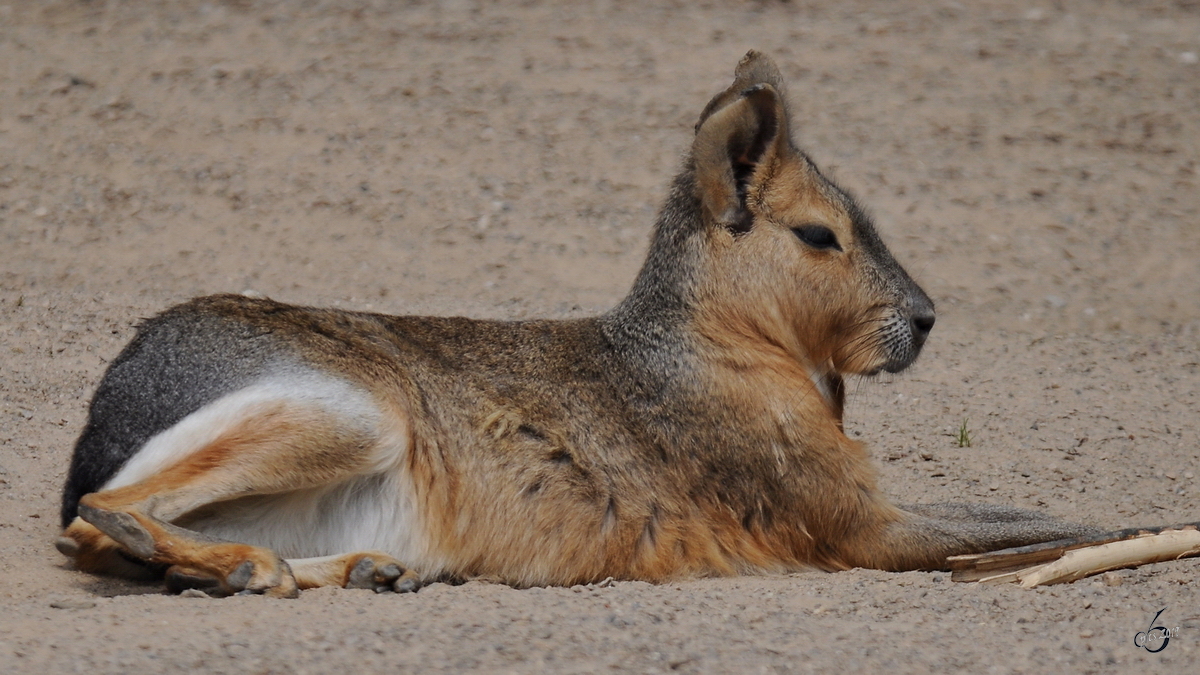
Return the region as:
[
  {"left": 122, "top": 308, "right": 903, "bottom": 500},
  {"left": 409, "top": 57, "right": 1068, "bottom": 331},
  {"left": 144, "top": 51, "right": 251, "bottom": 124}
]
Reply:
[
  {"left": 695, "top": 50, "right": 789, "bottom": 133},
  {"left": 693, "top": 83, "right": 789, "bottom": 234}
]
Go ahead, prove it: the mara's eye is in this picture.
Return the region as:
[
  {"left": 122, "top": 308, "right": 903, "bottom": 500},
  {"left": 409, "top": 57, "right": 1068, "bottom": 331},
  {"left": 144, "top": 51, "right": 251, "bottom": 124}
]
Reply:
[{"left": 791, "top": 225, "right": 842, "bottom": 251}]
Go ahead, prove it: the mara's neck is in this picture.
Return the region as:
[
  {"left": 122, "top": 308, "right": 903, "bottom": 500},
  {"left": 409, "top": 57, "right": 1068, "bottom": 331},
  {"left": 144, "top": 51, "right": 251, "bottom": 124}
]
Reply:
[{"left": 601, "top": 170, "right": 705, "bottom": 357}]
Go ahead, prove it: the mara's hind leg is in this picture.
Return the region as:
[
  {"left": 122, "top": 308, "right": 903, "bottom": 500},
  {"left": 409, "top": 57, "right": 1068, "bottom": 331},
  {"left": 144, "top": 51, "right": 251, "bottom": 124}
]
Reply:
[
  {"left": 837, "top": 502, "right": 1105, "bottom": 572},
  {"left": 73, "top": 401, "right": 413, "bottom": 598},
  {"left": 79, "top": 503, "right": 301, "bottom": 597}
]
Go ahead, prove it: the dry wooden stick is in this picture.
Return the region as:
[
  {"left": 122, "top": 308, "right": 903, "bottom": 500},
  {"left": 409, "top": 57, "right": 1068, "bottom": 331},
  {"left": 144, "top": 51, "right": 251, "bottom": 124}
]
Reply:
[
  {"left": 948, "top": 522, "right": 1200, "bottom": 585},
  {"left": 1014, "top": 528, "right": 1200, "bottom": 587}
]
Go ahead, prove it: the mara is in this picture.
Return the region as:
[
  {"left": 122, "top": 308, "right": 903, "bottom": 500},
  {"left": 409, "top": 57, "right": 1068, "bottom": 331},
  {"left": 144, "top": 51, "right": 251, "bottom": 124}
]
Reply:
[{"left": 57, "top": 51, "right": 1098, "bottom": 597}]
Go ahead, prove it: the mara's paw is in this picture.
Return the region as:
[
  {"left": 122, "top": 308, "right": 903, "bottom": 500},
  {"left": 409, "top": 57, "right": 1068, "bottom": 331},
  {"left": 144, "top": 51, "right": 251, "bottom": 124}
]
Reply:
[
  {"left": 344, "top": 552, "right": 422, "bottom": 594},
  {"left": 165, "top": 545, "right": 298, "bottom": 599},
  {"left": 289, "top": 551, "right": 423, "bottom": 593},
  {"left": 56, "top": 519, "right": 162, "bottom": 580}
]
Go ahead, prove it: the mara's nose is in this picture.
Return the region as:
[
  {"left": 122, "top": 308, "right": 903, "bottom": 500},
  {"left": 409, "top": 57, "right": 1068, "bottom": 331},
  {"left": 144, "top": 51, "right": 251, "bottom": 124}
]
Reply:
[{"left": 911, "top": 313, "right": 935, "bottom": 338}]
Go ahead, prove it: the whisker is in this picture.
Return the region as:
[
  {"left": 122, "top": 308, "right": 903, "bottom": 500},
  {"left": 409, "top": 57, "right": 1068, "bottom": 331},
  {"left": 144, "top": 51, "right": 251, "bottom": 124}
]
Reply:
[
  {"left": 776, "top": 316, "right": 892, "bottom": 414},
  {"left": 835, "top": 325, "right": 888, "bottom": 361},
  {"left": 828, "top": 315, "right": 889, "bottom": 343},
  {"left": 837, "top": 327, "right": 891, "bottom": 370}
]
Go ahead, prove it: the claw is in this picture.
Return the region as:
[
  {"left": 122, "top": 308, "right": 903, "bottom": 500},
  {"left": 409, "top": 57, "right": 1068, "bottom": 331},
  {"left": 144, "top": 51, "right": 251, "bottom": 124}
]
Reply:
[
  {"left": 346, "top": 558, "right": 378, "bottom": 590},
  {"left": 394, "top": 575, "right": 422, "bottom": 593},
  {"left": 55, "top": 536, "right": 80, "bottom": 558},
  {"left": 225, "top": 560, "right": 255, "bottom": 591},
  {"left": 346, "top": 556, "right": 409, "bottom": 592}
]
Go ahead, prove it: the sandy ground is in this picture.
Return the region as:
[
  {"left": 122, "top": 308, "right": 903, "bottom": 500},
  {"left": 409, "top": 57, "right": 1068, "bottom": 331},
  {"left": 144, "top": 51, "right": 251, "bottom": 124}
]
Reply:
[{"left": 1, "top": 0, "right": 1199, "bottom": 672}]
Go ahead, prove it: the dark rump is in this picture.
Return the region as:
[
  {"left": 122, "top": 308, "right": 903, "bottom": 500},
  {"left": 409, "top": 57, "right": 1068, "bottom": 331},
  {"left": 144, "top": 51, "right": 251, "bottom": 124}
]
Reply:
[{"left": 60, "top": 300, "right": 278, "bottom": 527}]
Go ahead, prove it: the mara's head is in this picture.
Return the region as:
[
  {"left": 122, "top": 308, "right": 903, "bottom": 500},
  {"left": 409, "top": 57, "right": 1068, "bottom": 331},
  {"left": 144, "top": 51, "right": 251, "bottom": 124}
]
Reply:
[{"left": 685, "top": 51, "right": 934, "bottom": 377}]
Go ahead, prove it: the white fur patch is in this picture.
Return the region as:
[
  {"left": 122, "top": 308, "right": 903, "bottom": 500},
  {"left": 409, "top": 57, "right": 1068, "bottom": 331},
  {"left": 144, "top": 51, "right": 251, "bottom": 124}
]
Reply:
[
  {"left": 809, "top": 363, "right": 833, "bottom": 407},
  {"left": 102, "top": 367, "right": 379, "bottom": 490},
  {"left": 192, "top": 472, "right": 446, "bottom": 578}
]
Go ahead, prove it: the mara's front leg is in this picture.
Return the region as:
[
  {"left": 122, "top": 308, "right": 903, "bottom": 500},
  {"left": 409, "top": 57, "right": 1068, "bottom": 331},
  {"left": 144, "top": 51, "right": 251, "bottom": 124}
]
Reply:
[
  {"left": 62, "top": 400, "right": 422, "bottom": 597},
  {"left": 836, "top": 501, "right": 1104, "bottom": 571},
  {"left": 287, "top": 552, "right": 422, "bottom": 594}
]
